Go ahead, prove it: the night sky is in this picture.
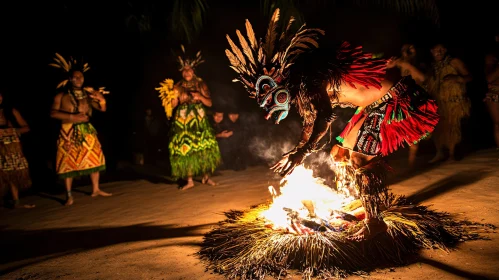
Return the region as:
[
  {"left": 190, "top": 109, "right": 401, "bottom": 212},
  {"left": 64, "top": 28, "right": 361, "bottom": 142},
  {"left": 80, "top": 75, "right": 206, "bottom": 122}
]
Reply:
[{"left": 0, "top": 1, "right": 497, "bottom": 188}]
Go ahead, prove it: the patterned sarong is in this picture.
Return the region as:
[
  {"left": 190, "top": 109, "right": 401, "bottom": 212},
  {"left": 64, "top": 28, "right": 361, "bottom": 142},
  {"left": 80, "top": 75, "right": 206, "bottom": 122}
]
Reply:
[
  {"left": 0, "top": 128, "right": 31, "bottom": 195},
  {"left": 169, "top": 103, "right": 221, "bottom": 178},
  {"left": 56, "top": 122, "right": 106, "bottom": 178}
]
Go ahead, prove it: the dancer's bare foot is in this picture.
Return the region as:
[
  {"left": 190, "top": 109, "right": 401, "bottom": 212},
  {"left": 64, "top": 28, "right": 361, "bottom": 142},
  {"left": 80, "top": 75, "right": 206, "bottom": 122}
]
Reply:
[
  {"left": 65, "top": 196, "right": 74, "bottom": 206},
  {"left": 348, "top": 218, "right": 387, "bottom": 241},
  {"left": 428, "top": 154, "right": 445, "bottom": 163},
  {"left": 202, "top": 177, "right": 217, "bottom": 186},
  {"left": 14, "top": 203, "right": 36, "bottom": 209},
  {"left": 91, "top": 190, "right": 112, "bottom": 197},
  {"left": 181, "top": 180, "right": 195, "bottom": 190},
  {"left": 446, "top": 156, "right": 458, "bottom": 163}
]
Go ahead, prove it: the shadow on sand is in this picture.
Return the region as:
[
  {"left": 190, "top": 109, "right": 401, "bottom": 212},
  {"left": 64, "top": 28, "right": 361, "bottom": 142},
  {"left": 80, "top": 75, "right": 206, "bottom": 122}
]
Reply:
[
  {"left": 406, "top": 169, "right": 492, "bottom": 204},
  {"left": 0, "top": 222, "right": 214, "bottom": 275}
]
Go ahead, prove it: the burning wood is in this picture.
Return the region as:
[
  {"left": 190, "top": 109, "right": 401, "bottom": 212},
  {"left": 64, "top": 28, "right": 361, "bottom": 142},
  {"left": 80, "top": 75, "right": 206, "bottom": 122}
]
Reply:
[{"left": 199, "top": 164, "right": 491, "bottom": 280}]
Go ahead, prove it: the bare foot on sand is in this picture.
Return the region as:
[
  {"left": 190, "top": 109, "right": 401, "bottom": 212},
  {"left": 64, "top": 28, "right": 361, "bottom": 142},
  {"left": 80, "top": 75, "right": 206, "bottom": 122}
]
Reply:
[
  {"left": 65, "top": 197, "right": 74, "bottom": 206},
  {"left": 348, "top": 218, "right": 387, "bottom": 241},
  {"left": 180, "top": 180, "right": 195, "bottom": 190},
  {"left": 14, "top": 203, "right": 36, "bottom": 209},
  {"left": 428, "top": 154, "right": 445, "bottom": 163},
  {"left": 202, "top": 177, "right": 217, "bottom": 186},
  {"left": 91, "top": 190, "right": 113, "bottom": 197}
]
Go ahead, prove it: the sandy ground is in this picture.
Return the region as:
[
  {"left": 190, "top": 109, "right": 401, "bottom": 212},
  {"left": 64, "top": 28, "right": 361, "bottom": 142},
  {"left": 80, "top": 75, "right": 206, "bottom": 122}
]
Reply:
[{"left": 1, "top": 149, "right": 498, "bottom": 280}]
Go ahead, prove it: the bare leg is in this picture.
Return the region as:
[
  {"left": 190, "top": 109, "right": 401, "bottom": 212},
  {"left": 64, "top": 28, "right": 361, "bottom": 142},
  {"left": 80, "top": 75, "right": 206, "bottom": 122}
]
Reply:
[
  {"left": 494, "top": 123, "right": 499, "bottom": 150},
  {"left": 429, "top": 128, "right": 446, "bottom": 163},
  {"left": 10, "top": 183, "right": 35, "bottom": 209},
  {"left": 429, "top": 143, "right": 445, "bottom": 163},
  {"left": 202, "top": 174, "right": 217, "bottom": 186},
  {"left": 181, "top": 177, "right": 195, "bottom": 190},
  {"left": 347, "top": 156, "right": 388, "bottom": 241},
  {"left": 408, "top": 144, "right": 418, "bottom": 167},
  {"left": 448, "top": 143, "right": 457, "bottom": 161},
  {"left": 90, "top": 172, "right": 112, "bottom": 197},
  {"left": 485, "top": 100, "right": 499, "bottom": 149},
  {"left": 349, "top": 206, "right": 387, "bottom": 241},
  {"left": 64, "top": 177, "right": 74, "bottom": 206}
]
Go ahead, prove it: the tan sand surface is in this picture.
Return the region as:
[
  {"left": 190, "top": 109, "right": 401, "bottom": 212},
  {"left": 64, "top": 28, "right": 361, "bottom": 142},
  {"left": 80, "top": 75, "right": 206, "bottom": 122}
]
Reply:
[{"left": 1, "top": 149, "right": 498, "bottom": 280}]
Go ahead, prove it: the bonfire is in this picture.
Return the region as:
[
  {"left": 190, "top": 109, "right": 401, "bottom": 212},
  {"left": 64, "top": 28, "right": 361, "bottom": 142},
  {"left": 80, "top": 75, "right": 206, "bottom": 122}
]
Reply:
[{"left": 199, "top": 164, "right": 492, "bottom": 279}]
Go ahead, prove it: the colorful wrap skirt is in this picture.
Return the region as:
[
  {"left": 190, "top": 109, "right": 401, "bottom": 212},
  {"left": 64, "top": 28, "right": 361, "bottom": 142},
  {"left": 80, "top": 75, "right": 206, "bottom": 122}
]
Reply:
[{"left": 56, "top": 122, "right": 106, "bottom": 178}]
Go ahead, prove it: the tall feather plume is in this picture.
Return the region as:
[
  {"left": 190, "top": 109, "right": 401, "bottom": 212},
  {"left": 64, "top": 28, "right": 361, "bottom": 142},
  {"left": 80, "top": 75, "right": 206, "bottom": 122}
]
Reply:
[
  {"left": 226, "top": 34, "right": 247, "bottom": 66},
  {"left": 280, "top": 27, "right": 325, "bottom": 73},
  {"left": 279, "top": 16, "right": 295, "bottom": 46},
  {"left": 49, "top": 53, "right": 91, "bottom": 88},
  {"left": 225, "top": 49, "right": 241, "bottom": 68},
  {"left": 257, "top": 47, "right": 264, "bottom": 64},
  {"left": 177, "top": 56, "right": 185, "bottom": 70},
  {"left": 226, "top": 8, "right": 323, "bottom": 98},
  {"left": 245, "top": 20, "right": 258, "bottom": 51},
  {"left": 263, "top": 8, "right": 280, "bottom": 63},
  {"left": 177, "top": 46, "right": 205, "bottom": 70},
  {"left": 54, "top": 53, "right": 70, "bottom": 72},
  {"left": 236, "top": 30, "right": 256, "bottom": 66},
  {"left": 57, "top": 80, "right": 68, "bottom": 89}
]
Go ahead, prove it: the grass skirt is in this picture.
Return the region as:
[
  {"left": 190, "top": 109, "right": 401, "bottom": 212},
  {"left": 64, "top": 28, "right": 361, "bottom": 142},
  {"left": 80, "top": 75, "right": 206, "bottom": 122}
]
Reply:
[{"left": 169, "top": 103, "right": 221, "bottom": 178}]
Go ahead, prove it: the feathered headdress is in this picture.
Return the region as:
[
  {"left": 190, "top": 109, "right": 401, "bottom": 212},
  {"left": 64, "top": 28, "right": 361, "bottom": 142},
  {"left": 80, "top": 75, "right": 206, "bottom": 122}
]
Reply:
[
  {"left": 227, "top": 9, "right": 386, "bottom": 99},
  {"left": 49, "top": 53, "right": 90, "bottom": 88},
  {"left": 177, "top": 45, "right": 205, "bottom": 71},
  {"left": 226, "top": 8, "right": 325, "bottom": 100}
]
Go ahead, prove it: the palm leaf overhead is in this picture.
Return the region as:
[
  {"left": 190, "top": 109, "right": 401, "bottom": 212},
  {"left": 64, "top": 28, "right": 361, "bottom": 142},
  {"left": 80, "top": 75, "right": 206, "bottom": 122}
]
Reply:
[
  {"left": 260, "top": 0, "right": 440, "bottom": 26},
  {"left": 125, "top": 1, "right": 152, "bottom": 33},
  {"left": 169, "top": 0, "right": 209, "bottom": 43},
  {"left": 125, "top": 0, "right": 440, "bottom": 45},
  {"left": 125, "top": 0, "right": 209, "bottom": 43}
]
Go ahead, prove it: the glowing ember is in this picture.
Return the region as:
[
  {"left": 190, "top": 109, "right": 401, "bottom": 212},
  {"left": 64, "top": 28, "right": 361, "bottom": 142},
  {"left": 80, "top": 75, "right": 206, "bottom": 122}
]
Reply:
[{"left": 261, "top": 165, "right": 364, "bottom": 234}]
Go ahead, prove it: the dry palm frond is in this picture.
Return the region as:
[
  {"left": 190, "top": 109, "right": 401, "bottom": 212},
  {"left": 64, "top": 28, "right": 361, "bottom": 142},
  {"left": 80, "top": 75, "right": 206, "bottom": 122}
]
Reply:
[{"left": 199, "top": 194, "right": 493, "bottom": 280}]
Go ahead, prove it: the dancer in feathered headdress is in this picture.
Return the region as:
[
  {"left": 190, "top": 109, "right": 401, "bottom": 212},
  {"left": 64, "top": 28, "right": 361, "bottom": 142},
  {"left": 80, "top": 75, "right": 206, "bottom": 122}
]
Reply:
[
  {"left": 49, "top": 53, "right": 112, "bottom": 206},
  {"left": 164, "top": 45, "right": 221, "bottom": 190},
  {"left": 223, "top": 7, "right": 439, "bottom": 236},
  {"left": 193, "top": 9, "right": 480, "bottom": 280}
]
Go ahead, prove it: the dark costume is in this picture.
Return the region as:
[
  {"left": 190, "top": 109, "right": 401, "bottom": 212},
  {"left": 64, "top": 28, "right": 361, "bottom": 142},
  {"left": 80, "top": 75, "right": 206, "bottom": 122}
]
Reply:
[
  {"left": 195, "top": 9, "right": 486, "bottom": 280},
  {"left": 224, "top": 9, "right": 438, "bottom": 211}
]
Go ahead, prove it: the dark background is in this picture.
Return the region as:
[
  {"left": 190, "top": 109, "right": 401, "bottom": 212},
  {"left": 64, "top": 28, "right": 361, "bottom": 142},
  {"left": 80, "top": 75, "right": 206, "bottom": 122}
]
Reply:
[{"left": 0, "top": 0, "right": 497, "bottom": 191}]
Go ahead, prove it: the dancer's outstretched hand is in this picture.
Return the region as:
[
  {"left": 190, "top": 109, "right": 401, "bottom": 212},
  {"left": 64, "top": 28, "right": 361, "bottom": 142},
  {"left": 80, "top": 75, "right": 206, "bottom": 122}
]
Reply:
[{"left": 270, "top": 151, "right": 306, "bottom": 177}]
